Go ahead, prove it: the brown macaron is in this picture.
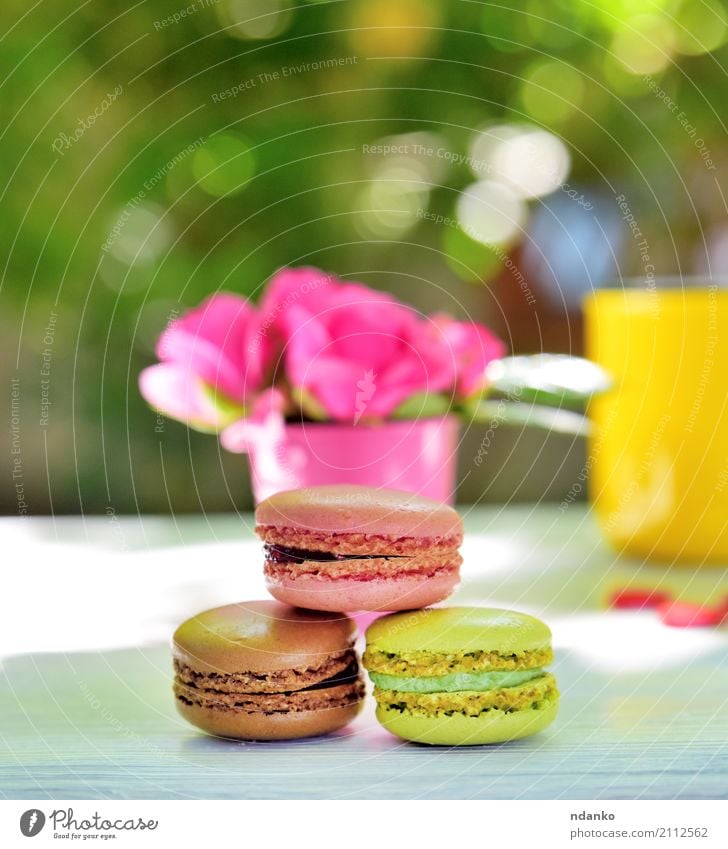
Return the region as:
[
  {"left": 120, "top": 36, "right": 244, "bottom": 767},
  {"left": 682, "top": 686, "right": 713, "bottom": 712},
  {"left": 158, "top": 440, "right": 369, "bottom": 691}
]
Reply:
[{"left": 172, "top": 600, "right": 365, "bottom": 740}]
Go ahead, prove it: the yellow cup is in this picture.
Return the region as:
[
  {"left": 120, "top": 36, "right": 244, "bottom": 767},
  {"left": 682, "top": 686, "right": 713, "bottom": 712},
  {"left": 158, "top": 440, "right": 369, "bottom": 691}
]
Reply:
[{"left": 584, "top": 287, "right": 728, "bottom": 564}]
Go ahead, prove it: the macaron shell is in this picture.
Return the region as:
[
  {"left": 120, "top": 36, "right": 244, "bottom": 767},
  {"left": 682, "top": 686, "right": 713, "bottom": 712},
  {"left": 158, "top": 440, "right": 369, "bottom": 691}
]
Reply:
[
  {"left": 173, "top": 600, "right": 356, "bottom": 674},
  {"left": 364, "top": 645, "right": 553, "bottom": 676},
  {"left": 375, "top": 699, "right": 558, "bottom": 746},
  {"left": 265, "top": 569, "right": 459, "bottom": 613},
  {"left": 255, "top": 485, "right": 463, "bottom": 539},
  {"left": 176, "top": 697, "right": 362, "bottom": 741},
  {"left": 366, "top": 607, "right": 552, "bottom": 654}
]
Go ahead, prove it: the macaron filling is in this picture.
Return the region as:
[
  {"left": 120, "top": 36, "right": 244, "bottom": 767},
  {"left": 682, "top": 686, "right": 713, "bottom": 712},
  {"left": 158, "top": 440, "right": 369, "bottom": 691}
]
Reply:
[
  {"left": 369, "top": 667, "right": 544, "bottom": 694},
  {"left": 261, "top": 534, "right": 462, "bottom": 583},
  {"left": 174, "top": 656, "right": 364, "bottom": 713},
  {"left": 296, "top": 658, "right": 361, "bottom": 691},
  {"left": 264, "top": 543, "right": 411, "bottom": 564}
]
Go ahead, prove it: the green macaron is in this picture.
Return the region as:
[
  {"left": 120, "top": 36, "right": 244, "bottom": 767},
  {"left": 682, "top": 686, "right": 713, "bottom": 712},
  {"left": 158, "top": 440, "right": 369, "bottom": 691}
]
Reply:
[{"left": 363, "top": 607, "right": 559, "bottom": 746}]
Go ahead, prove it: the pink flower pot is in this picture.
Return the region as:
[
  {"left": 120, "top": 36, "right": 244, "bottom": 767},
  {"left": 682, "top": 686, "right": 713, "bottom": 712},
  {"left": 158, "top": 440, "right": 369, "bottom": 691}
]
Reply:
[{"left": 245, "top": 416, "right": 459, "bottom": 505}]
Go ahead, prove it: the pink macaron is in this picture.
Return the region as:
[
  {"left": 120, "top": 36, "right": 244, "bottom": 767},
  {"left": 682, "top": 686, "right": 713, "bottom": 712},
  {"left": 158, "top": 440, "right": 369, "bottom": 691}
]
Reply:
[{"left": 255, "top": 485, "right": 463, "bottom": 612}]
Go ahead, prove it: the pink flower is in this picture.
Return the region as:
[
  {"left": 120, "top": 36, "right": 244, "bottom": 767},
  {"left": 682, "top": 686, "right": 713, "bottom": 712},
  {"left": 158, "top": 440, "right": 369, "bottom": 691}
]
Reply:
[
  {"left": 139, "top": 293, "right": 269, "bottom": 430},
  {"left": 139, "top": 267, "right": 506, "bottom": 437},
  {"left": 260, "top": 267, "right": 457, "bottom": 421},
  {"left": 432, "top": 314, "right": 507, "bottom": 397}
]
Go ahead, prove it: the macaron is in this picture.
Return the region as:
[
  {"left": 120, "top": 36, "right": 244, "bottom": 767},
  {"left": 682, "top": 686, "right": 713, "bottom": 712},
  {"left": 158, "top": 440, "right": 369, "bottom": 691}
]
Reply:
[
  {"left": 363, "top": 607, "right": 559, "bottom": 745},
  {"left": 255, "top": 485, "right": 463, "bottom": 612},
  {"left": 173, "top": 600, "right": 365, "bottom": 740}
]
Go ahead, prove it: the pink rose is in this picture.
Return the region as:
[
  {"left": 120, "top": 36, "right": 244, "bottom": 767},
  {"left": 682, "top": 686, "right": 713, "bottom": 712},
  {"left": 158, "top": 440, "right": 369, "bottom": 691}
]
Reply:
[
  {"left": 431, "top": 313, "right": 507, "bottom": 397},
  {"left": 260, "top": 267, "right": 457, "bottom": 421},
  {"left": 139, "top": 293, "right": 269, "bottom": 430},
  {"left": 139, "top": 268, "right": 506, "bottom": 437}
]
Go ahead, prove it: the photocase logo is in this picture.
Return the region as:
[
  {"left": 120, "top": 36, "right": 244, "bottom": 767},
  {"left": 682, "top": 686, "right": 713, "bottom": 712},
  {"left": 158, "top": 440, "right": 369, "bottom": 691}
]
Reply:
[
  {"left": 18, "top": 807, "right": 158, "bottom": 838},
  {"left": 20, "top": 809, "right": 45, "bottom": 837},
  {"left": 354, "top": 369, "right": 376, "bottom": 424}
]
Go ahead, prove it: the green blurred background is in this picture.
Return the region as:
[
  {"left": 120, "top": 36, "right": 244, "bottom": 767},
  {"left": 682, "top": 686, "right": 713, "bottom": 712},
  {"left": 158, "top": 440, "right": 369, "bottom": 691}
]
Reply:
[{"left": 3, "top": 0, "right": 727, "bottom": 514}]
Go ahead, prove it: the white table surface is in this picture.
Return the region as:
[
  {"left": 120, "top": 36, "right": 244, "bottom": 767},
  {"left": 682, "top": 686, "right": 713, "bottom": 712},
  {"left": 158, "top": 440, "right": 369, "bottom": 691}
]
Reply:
[{"left": 1, "top": 506, "right": 727, "bottom": 800}]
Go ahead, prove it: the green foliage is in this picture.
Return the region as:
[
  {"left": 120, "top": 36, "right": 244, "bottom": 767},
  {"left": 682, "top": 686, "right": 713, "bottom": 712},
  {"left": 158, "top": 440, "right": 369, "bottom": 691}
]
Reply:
[{"left": 2, "top": 0, "right": 726, "bottom": 512}]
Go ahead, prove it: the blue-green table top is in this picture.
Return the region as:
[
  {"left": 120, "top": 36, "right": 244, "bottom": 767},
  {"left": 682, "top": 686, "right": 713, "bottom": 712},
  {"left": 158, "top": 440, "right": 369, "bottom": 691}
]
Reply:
[{"left": 1, "top": 506, "right": 726, "bottom": 799}]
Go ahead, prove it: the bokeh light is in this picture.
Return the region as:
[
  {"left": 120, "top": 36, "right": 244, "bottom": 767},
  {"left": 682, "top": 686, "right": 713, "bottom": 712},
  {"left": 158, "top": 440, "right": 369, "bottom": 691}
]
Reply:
[
  {"left": 672, "top": 0, "right": 727, "bottom": 56},
  {"left": 519, "top": 60, "right": 585, "bottom": 124},
  {"left": 218, "top": 0, "right": 294, "bottom": 41},
  {"left": 470, "top": 124, "right": 571, "bottom": 199},
  {"left": 347, "top": 0, "right": 440, "bottom": 57},
  {"left": 355, "top": 169, "right": 430, "bottom": 238},
  {"left": 601, "top": 52, "right": 650, "bottom": 96},
  {"left": 364, "top": 131, "right": 450, "bottom": 183},
  {"left": 192, "top": 133, "right": 256, "bottom": 197},
  {"left": 106, "top": 202, "right": 173, "bottom": 265},
  {"left": 98, "top": 253, "right": 154, "bottom": 294},
  {"left": 455, "top": 179, "right": 527, "bottom": 247},
  {"left": 522, "top": 192, "right": 623, "bottom": 309},
  {"left": 611, "top": 14, "right": 676, "bottom": 75}
]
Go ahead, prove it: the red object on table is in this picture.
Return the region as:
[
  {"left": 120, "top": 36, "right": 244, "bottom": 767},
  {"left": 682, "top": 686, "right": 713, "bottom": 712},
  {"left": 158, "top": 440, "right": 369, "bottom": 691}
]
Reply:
[
  {"left": 656, "top": 600, "right": 726, "bottom": 628},
  {"left": 610, "top": 588, "right": 672, "bottom": 610}
]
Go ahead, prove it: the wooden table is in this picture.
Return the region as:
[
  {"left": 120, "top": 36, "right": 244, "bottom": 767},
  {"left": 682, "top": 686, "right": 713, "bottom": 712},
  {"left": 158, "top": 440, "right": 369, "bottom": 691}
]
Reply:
[{"left": 2, "top": 507, "right": 727, "bottom": 799}]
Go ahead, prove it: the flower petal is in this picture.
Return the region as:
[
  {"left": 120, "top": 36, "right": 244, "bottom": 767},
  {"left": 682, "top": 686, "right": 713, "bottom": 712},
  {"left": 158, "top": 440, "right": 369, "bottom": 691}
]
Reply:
[
  {"left": 259, "top": 267, "right": 336, "bottom": 328},
  {"left": 220, "top": 388, "right": 287, "bottom": 453},
  {"left": 432, "top": 313, "right": 507, "bottom": 397},
  {"left": 158, "top": 293, "right": 262, "bottom": 401},
  {"left": 139, "top": 364, "right": 241, "bottom": 431}
]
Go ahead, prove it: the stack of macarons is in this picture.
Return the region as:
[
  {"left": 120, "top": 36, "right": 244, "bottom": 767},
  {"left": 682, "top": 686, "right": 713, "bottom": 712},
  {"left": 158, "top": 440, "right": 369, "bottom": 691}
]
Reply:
[{"left": 172, "top": 484, "right": 558, "bottom": 745}]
